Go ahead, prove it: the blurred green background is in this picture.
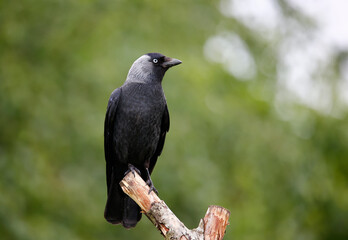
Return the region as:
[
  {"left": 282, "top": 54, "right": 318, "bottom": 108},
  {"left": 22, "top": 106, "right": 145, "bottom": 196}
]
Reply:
[{"left": 1, "top": 0, "right": 348, "bottom": 239}]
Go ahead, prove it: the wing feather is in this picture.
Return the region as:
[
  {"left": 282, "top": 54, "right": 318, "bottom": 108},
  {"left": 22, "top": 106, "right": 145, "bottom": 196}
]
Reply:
[
  {"left": 149, "top": 104, "right": 170, "bottom": 174},
  {"left": 104, "top": 88, "right": 122, "bottom": 193}
]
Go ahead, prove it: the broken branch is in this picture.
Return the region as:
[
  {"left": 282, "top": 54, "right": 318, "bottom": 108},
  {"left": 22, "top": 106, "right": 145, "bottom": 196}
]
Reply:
[{"left": 120, "top": 172, "right": 230, "bottom": 240}]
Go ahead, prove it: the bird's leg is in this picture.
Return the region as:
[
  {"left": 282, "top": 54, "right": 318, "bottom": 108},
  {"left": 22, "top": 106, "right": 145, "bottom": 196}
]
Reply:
[
  {"left": 125, "top": 163, "right": 141, "bottom": 177},
  {"left": 145, "top": 168, "right": 158, "bottom": 195}
]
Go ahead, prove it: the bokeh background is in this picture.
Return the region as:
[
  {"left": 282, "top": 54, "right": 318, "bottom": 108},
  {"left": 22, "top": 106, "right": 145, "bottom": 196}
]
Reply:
[{"left": 1, "top": 0, "right": 348, "bottom": 239}]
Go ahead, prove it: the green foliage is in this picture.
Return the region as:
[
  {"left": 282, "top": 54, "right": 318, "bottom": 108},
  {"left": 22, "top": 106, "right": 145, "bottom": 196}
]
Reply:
[{"left": 1, "top": 1, "right": 347, "bottom": 239}]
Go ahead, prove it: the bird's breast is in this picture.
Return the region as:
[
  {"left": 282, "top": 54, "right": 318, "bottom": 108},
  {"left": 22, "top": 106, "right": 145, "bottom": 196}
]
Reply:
[{"left": 114, "top": 84, "right": 166, "bottom": 164}]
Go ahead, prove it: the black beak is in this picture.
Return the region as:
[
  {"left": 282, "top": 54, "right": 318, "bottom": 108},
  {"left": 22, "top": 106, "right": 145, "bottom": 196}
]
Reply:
[{"left": 162, "top": 57, "right": 182, "bottom": 68}]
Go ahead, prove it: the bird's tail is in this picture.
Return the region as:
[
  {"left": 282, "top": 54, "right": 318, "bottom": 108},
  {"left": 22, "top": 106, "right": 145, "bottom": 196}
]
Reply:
[
  {"left": 104, "top": 174, "right": 142, "bottom": 228},
  {"left": 121, "top": 196, "right": 142, "bottom": 228}
]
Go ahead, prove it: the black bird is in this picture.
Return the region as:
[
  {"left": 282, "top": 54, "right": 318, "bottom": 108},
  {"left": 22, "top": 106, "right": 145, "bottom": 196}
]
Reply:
[{"left": 104, "top": 53, "right": 182, "bottom": 228}]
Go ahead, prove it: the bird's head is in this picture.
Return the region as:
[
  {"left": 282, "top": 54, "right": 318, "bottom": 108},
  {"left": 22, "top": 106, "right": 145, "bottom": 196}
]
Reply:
[{"left": 126, "top": 53, "right": 182, "bottom": 84}]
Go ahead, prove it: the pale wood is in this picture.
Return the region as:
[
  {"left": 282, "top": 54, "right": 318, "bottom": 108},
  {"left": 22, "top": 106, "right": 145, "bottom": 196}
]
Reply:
[
  {"left": 203, "top": 206, "right": 230, "bottom": 240},
  {"left": 120, "top": 171, "right": 230, "bottom": 240}
]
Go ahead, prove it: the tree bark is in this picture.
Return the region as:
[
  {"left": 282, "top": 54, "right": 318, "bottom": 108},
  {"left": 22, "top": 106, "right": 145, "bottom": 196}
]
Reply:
[{"left": 120, "top": 171, "right": 230, "bottom": 240}]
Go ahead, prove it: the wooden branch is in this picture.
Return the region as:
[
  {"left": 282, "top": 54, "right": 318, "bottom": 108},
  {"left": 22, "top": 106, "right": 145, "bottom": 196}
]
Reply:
[{"left": 120, "top": 172, "right": 230, "bottom": 240}]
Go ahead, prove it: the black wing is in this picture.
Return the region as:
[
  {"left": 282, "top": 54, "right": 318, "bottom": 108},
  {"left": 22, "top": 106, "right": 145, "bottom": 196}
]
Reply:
[
  {"left": 104, "top": 88, "right": 122, "bottom": 194},
  {"left": 149, "top": 104, "right": 170, "bottom": 174}
]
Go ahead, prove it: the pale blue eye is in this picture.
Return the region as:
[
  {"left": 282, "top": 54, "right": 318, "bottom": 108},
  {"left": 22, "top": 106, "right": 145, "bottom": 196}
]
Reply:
[{"left": 153, "top": 59, "right": 158, "bottom": 64}]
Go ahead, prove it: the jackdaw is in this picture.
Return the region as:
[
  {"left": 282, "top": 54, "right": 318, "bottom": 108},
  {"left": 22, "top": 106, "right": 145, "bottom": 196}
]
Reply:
[{"left": 104, "top": 53, "right": 182, "bottom": 228}]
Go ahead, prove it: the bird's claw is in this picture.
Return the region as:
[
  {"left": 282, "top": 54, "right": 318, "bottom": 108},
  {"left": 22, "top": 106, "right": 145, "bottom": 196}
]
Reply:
[
  {"left": 145, "top": 168, "right": 158, "bottom": 195},
  {"left": 146, "top": 179, "right": 159, "bottom": 195},
  {"left": 125, "top": 164, "right": 141, "bottom": 177}
]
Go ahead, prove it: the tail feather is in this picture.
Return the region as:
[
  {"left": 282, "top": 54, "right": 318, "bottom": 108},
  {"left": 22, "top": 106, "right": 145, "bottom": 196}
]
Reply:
[
  {"left": 104, "top": 178, "right": 123, "bottom": 224},
  {"left": 122, "top": 196, "right": 142, "bottom": 228},
  {"left": 104, "top": 169, "right": 142, "bottom": 228}
]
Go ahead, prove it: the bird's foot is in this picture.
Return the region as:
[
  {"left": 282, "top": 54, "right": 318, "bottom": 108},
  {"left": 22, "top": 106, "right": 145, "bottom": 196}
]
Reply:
[
  {"left": 146, "top": 179, "right": 158, "bottom": 195},
  {"left": 125, "top": 164, "right": 141, "bottom": 177},
  {"left": 145, "top": 168, "right": 158, "bottom": 195}
]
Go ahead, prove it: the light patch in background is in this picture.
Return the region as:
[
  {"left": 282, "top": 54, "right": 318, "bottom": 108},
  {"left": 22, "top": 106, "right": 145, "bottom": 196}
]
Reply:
[
  {"left": 204, "top": 32, "right": 256, "bottom": 80},
  {"left": 214, "top": 0, "right": 348, "bottom": 116},
  {"left": 277, "top": 31, "right": 335, "bottom": 114},
  {"left": 338, "top": 58, "right": 348, "bottom": 107},
  {"left": 219, "top": 0, "right": 282, "bottom": 33},
  {"left": 288, "top": 0, "right": 348, "bottom": 49}
]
